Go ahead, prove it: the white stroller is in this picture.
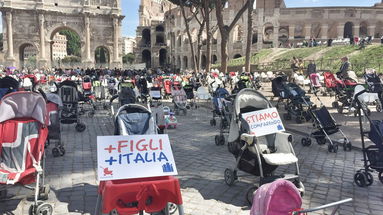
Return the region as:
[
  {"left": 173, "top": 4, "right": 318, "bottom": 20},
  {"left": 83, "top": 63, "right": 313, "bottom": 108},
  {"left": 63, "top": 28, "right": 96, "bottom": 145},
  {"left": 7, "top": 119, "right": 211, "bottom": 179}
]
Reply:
[
  {"left": 225, "top": 89, "right": 304, "bottom": 204},
  {"left": 352, "top": 84, "right": 381, "bottom": 116}
]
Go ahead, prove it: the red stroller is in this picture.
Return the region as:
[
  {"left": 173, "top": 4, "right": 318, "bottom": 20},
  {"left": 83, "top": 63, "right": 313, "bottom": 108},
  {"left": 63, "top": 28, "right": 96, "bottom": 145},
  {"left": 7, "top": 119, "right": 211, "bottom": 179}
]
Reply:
[
  {"left": 163, "top": 79, "right": 172, "bottom": 99},
  {"left": 0, "top": 92, "right": 53, "bottom": 215}
]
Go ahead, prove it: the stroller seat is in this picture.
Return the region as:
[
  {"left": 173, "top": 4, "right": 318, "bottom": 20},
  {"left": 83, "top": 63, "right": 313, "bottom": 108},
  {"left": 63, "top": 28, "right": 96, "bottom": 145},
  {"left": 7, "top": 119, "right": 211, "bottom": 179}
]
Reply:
[{"left": 250, "top": 134, "right": 298, "bottom": 166}]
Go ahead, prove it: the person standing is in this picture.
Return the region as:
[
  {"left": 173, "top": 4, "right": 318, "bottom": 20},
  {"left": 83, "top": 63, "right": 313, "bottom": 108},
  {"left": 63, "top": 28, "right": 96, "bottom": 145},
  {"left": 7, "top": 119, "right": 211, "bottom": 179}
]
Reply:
[
  {"left": 307, "top": 60, "right": 317, "bottom": 77},
  {"left": 339, "top": 57, "right": 351, "bottom": 79}
]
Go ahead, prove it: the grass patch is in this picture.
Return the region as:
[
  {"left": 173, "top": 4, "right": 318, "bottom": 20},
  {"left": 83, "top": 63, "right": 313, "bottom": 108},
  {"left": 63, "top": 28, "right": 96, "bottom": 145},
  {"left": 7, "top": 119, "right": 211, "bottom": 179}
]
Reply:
[
  {"left": 274, "top": 46, "right": 325, "bottom": 61},
  {"left": 350, "top": 45, "right": 383, "bottom": 75},
  {"left": 321, "top": 45, "right": 358, "bottom": 60}
]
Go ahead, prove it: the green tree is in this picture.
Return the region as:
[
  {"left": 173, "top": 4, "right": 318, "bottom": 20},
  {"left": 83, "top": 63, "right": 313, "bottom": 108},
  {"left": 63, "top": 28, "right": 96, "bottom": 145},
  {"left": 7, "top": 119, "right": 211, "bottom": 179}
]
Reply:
[
  {"left": 123, "top": 53, "right": 135, "bottom": 64},
  {"left": 59, "top": 30, "right": 81, "bottom": 57},
  {"left": 0, "top": 33, "right": 3, "bottom": 51}
]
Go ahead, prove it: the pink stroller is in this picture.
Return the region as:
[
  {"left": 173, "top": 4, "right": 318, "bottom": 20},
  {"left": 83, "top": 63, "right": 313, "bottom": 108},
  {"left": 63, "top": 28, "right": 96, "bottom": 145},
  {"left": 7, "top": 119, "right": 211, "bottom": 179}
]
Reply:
[
  {"left": 309, "top": 73, "right": 326, "bottom": 96},
  {"left": 250, "top": 179, "right": 352, "bottom": 215}
]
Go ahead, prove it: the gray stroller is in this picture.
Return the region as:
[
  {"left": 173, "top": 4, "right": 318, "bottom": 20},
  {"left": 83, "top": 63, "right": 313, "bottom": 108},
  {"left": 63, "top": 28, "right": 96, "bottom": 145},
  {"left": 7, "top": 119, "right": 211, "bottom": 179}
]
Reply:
[{"left": 225, "top": 89, "right": 304, "bottom": 204}]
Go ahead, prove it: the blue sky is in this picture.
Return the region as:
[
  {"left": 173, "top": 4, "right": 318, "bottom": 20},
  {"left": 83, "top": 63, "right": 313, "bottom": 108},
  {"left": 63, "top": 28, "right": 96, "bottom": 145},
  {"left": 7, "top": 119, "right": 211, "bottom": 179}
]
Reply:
[{"left": 0, "top": 0, "right": 379, "bottom": 36}]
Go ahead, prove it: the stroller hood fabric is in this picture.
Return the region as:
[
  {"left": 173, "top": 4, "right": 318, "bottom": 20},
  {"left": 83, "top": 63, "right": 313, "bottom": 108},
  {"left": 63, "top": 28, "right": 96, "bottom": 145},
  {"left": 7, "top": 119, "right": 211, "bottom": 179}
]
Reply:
[
  {"left": 250, "top": 179, "right": 302, "bottom": 215},
  {"left": 0, "top": 92, "right": 47, "bottom": 125},
  {"left": 228, "top": 89, "right": 272, "bottom": 143},
  {"left": 115, "top": 104, "right": 156, "bottom": 135}
]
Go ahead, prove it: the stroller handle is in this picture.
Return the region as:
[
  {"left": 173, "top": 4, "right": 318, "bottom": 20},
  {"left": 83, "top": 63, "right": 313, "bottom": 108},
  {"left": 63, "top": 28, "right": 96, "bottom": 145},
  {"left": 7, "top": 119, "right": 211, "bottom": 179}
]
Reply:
[{"left": 293, "top": 198, "right": 352, "bottom": 214}]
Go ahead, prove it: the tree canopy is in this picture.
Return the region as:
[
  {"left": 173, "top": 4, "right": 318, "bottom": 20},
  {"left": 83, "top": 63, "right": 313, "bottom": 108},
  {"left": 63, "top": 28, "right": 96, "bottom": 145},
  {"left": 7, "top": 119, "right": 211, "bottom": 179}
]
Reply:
[
  {"left": 59, "top": 30, "right": 81, "bottom": 57},
  {"left": 123, "top": 53, "right": 135, "bottom": 64}
]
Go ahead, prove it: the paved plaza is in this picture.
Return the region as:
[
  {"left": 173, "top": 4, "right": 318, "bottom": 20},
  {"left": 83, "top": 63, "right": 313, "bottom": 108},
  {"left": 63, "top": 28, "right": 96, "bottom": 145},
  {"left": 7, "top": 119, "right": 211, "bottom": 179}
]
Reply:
[{"left": 1, "top": 84, "right": 383, "bottom": 215}]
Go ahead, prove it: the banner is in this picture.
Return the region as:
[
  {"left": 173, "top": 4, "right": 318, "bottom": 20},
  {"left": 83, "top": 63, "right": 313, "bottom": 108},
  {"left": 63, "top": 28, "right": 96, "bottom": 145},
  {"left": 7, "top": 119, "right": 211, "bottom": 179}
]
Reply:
[
  {"left": 97, "top": 134, "right": 178, "bottom": 181},
  {"left": 241, "top": 107, "right": 285, "bottom": 137}
]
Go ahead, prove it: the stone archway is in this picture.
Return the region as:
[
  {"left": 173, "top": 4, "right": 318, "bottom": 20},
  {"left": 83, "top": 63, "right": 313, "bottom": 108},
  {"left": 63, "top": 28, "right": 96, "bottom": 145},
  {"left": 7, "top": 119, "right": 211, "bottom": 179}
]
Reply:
[
  {"left": 344, "top": 22, "right": 354, "bottom": 39},
  {"left": 142, "top": 49, "right": 151, "bottom": 68},
  {"left": 359, "top": 21, "right": 368, "bottom": 38},
  {"left": 0, "top": 2, "right": 123, "bottom": 68},
  {"left": 95, "top": 46, "right": 110, "bottom": 67},
  {"left": 159, "top": 48, "right": 167, "bottom": 67},
  {"left": 19, "top": 43, "right": 37, "bottom": 68}
]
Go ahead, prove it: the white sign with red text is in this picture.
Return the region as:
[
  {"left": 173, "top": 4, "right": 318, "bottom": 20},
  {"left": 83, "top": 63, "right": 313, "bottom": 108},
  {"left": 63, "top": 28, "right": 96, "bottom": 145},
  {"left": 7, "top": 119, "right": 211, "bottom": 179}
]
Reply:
[
  {"left": 241, "top": 108, "right": 285, "bottom": 137},
  {"left": 97, "top": 134, "right": 178, "bottom": 181}
]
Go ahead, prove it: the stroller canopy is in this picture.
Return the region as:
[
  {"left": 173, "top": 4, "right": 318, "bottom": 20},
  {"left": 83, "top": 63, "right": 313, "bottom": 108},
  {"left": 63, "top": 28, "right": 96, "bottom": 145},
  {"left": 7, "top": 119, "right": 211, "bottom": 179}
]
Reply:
[
  {"left": 233, "top": 89, "right": 272, "bottom": 116},
  {"left": 0, "top": 76, "right": 19, "bottom": 99},
  {"left": 250, "top": 179, "right": 302, "bottom": 215},
  {"left": 0, "top": 92, "right": 47, "bottom": 125},
  {"left": 115, "top": 104, "right": 156, "bottom": 135},
  {"left": 229, "top": 89, "right": 273, "bottom": 143}
]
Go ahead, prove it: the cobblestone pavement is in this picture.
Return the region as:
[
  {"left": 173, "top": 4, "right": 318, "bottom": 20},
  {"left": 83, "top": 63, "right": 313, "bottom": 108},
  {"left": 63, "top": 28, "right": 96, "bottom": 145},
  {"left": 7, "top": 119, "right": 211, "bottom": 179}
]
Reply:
[{"left": 1, "top": 99, "right": 383, "bottom": 215}]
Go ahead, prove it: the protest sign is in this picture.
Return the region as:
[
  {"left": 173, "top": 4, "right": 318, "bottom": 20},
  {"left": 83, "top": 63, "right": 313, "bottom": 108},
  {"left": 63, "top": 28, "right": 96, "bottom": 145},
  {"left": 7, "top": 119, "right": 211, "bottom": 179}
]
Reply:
[
  {"left": 97, "top": 134, "right": 178, "bottom": 181},
  {"left": 241, "top": 107, "right": 285, "bottom": 137}
]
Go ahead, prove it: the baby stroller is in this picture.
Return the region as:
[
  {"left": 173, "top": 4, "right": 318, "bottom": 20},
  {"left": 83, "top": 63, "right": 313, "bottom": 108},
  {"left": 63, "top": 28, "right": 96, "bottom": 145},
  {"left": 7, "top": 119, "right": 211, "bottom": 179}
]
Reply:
[
  {"left": 352, "top": 85, "right": 380, "bottom": 116},
  {"left": 272, "top": 76, "right": 313, "bottom": 124},
  {"left": 150, "top": 86, "right": 166, "bottom": 134},
  {"left": 183, "top": 84, "right": 196, "bottom": 108},
  {"left": 0, "top": 92, "right": 53, "bottom": 215},
  {"left": 95, "top": 103, "right": 184, "bottom": 215},
  {"left": 0, "top": 76, "right": 19, "bottom": 99},
  {"left": 354, "top": 90, "right": 383, "bottom": 187},
  {"left": 93, "top": 78, "right": 107, "bottom": 110},
  {"left": 324, "top": 72, "right": 357, "bottom": 114},
  {"left": 250, "top": 179, "right": 352, "bottom": 215},
  {"left": 118, "top": 80, "right": 136, "bottom": 107},
  {"left": 163, "top": 78, "right": 172, "bottom": 99},
  {"left": 164, "top": 106, "right": 177, "bottom": 129},
  {"left": 46, "top": 93, "right": 65, "bottom": 157},
  {"left": 210, "top": 88, "right": 234, "bottom": 146},
  {"left": 309, "top": 73, "right": 326, "bottom": 96},
  {"left": 364, "top": 69, "right": 383, "bottom": 112},
  {"left": 301, "top": 104, "right": 352, "bottom": 153},
  {"left": 80, "top": 76, "right": 96, "bottom": 117},
  {"left": 171, "top": 83, "right": 187, "bottom": 116},
  {"left": 58, "top": 80, "right": 86, "bottom": 132},
  {"left": 225, "top": 89, "right": 304, "bottom": 204}
]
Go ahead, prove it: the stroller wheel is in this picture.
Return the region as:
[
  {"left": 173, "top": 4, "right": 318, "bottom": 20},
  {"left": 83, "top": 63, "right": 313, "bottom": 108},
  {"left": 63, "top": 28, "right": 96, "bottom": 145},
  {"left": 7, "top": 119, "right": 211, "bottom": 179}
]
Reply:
[
  {"left": 167, "top": 203, "right": 178, "bottom": 214},
  {"left": 332, "top": 102, "right": 339, "bottom": 108},
  {"left": 215, "top": 135, "right": 225, "bottom": 146},
  {"left": 52, "top": 147, "right": 60, "bottom": 157},
  {"left": 103, "top": 104, "right": 108, "bottom": 110},
  {"left": 377, "top": 104, "right": 382, "bottom": 112},
  {"left": 75, "top": 123, "right": 86, "bottom": 132},
  {"left": 38, "top": 185, "right": 50, "bottom": 201},
  {"left": 378, "top": 172, "right": 383, "bottom": 184},
  {"left": 246, "top": 186, "right": 258, "bottom": 205},
  {"left": 343, "top": 141, "right": 352, "bottom": 151},
  {"left": 354, "top": 171, "right": 373, "bottom": 187},
  {"left": 301, "top": 138, "right": 311, "bottom": 147},
  {"left": 322, "top": 92, "right": 327, "bottom": 96},
  {"left": 36, "top": 202, "right": 53, "bottom": 215},
  {"left": 337, "top": 106, "right": 343, "bottom": 114},
  {"left": 88, "top": 111, "right": 95, "bottom": 118},
  {"left": 367, "top": 108, "right": 371, "bottom": 116},
  {"left": 59, "top": 146, "right": 66, "bottom": 156},
  {"left": 354, "top": 110, "right": 358, "bottom": 117},
  {"left": 224, "top": 168, "right": 236, "bottom": 186},
  {"left": 210, "top": 119, "right": 216, "bottom": 126}
]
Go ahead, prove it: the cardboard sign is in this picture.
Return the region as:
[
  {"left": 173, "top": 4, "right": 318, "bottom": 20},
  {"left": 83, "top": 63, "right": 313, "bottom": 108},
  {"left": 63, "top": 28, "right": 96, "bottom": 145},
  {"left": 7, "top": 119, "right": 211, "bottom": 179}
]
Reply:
[
  {"left": 241, "top": 107, "right": 285, "bottom": 137},
  {"left": 97, "top": 134, "right": 178, "bottom": 181}
]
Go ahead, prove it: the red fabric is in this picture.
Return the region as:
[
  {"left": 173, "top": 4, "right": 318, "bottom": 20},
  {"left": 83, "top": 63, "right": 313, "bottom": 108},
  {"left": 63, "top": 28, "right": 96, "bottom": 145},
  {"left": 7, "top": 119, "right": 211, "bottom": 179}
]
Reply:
[
  {"left": 0, "top": 119, "right": 47, "bottom": 185},
  {"left": 99, "top": 176, "right": 183, "bottom": 215},
  {"left": 82, "top": 82, "right": 92, "bottom": 90}
]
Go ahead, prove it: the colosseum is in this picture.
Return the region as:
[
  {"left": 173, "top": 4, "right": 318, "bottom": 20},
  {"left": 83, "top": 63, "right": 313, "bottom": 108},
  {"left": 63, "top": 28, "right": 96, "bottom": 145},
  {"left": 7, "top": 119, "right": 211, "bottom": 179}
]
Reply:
[{"left": 135, "top": 0, "right": 383, "bottom": 70}]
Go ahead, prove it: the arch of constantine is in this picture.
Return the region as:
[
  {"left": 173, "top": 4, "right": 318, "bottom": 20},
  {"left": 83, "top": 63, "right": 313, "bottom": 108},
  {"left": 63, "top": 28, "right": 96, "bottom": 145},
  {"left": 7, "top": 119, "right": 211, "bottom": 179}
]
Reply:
[{"left": 0, "top": 0, "right": 124, "bottom": 68}]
